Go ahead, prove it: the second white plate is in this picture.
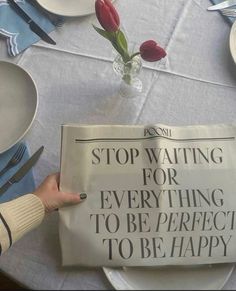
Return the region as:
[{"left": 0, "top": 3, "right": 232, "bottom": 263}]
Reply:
[
  {"left": 103, "top": 264, "right": 234, "bottom": 290},
  {"left": 36, "top": 0, "right": 107, "bottom": 17},
  {"left": 230, "top": 21, "right": 236, "bottom": 64}
]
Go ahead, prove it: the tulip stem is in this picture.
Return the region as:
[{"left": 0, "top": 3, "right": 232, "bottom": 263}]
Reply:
[{"left": 130, "top": 52, "right": 141, "bottom": 60}]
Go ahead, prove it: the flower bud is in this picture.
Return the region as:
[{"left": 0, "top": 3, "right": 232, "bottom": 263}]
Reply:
[
  {"left": 95, "top": 0, "right": 120, "bottom": 32},
  {"left": 140, "top": 40, "right": 166, "bottom": 62}
]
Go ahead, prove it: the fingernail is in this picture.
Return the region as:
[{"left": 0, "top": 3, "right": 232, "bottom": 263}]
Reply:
[{"left": 80, "top": 193, "right": 87, "bottom": 200}]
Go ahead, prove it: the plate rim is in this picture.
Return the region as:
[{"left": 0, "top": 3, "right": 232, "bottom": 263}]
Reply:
[
  {"left": 230, "top": 20, "right": 236, "bottom": 64},
  {"left": 103, "top": 264, "right": 235, "bottom": 290},
  {"left": 35, "top": 0, "right": 115, "bottom": 17},
  {"left": 35, "top": 0, "right": 97, "bottom": 17},
  {"left": 0, "top": 61, "right": 38, "bottom": 154}
]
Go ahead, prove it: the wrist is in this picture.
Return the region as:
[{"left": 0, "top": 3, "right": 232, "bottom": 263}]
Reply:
[{"left": 33, "top": 193, "right": 48, "bottom": 213}]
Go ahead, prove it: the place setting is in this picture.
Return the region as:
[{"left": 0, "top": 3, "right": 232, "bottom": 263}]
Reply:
[
  {"left": 1, "top": 1, "right": 236, "bottom": 291},
  {"left": 0, "top": 0, "right": 104, "bottom": 56},
  {"left": 0, "top": 60, "right": 40, "bottom": 203},
  {"left": 207, "top": 0, "right": 236, "bottom": 64}
]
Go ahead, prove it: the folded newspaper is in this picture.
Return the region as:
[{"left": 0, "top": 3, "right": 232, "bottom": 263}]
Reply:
[{"left": 59, "top": 124, "right": 236, "bottom": 267}]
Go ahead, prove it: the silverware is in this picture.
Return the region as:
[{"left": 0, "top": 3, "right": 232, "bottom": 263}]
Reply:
[
  {"left": 8, "top": 0, "right": 56, "bottom": 45},
  {"left": 221, "top": 7, "right": 236, "bottom": 16},
  {"left": 0, "top": 144, "right": 26, "bottom": 178},
  {"left": 0, "top": 146, "right": 44, "bottom": 196},
  {"left": 208, "top": 0, "right": 236, "bottom": 11}
]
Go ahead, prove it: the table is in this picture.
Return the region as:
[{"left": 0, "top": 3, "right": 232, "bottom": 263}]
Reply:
[{"left": 1, "top": 0, "right": 236, "bottom": 289}]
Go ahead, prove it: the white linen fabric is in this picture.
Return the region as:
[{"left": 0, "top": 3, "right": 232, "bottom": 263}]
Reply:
[{"left": 0, "top": 0, "right": 236, "bottom": 289}]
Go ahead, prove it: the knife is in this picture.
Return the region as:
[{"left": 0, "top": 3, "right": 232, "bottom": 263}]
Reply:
[
  {"left": 208, "top": 0, "right": 236, "bottom": 10},
  {"left": 0, "top": 146, "right": 44, "bottom": 196},
  {"left": 8, "top": 0, "right": 56, "bottom": 45}
]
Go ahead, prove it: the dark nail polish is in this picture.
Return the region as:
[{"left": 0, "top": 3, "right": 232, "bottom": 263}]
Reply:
[{"left": 80, "top": 193, "right": 87, "bottom": 200}]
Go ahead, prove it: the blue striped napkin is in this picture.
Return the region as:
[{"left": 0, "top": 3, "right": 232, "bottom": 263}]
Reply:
[
  {"left": 210, "top": 0, "right": 235, "bottom": 24},
  {"left": 0, "top": 0, "right": 62, "bottom": 56},
  {"left": 0, "top": 142, "right": 35, "bottom": 203}
]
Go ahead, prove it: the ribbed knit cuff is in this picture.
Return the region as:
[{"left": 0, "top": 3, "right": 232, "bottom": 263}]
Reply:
[{"left": 0, "top": 194, "right": 45, "bottom": 245}]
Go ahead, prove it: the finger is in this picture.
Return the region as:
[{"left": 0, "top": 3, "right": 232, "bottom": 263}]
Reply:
[{"left": 63, "top": 192, "right": 87, "bottom": 205}]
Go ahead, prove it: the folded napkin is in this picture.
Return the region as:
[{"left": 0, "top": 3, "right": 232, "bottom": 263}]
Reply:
[
  {"left": 210, "top": 0, "right": 235, "bottom": 24},
  {"left": 0, "top": 0, "right": 62, "bottom": 56},
  {"left": 0, "top": 142, "right": 35, "bottom": 203}
]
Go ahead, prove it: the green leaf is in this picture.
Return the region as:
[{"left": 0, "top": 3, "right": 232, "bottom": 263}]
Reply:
[
  {"left": 93, "top": 25, "right": 114, "bottom": 42},
  {"left": 93, "top": 26, "right": 130, "bottom": 63},
  {"left": 111, "top": 41, "right": 123, "bottom": 55},
  {"left": 113, "top": 30, "right": 130, "bottom": 62},
  {"left": 117, "top": 30, "right": 128, "bottom": 52}
]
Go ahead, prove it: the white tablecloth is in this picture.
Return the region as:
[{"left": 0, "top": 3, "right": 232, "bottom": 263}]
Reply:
[{"left": 1, "top": 0, "right": 236, "bottom": 289}]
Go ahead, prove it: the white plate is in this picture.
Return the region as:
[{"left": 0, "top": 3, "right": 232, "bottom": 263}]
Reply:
[
  {"left": 0, "top": 61, "right": 37, "bottom": 154},
  {"left": 103, "top": 264, "right": 234, "bottom": 290},
  {"left": 230, "top": 21, "right": 236, "bottom": 64},
  {"left": 36, "top": 0, "right": 100, "bottom": 17}
]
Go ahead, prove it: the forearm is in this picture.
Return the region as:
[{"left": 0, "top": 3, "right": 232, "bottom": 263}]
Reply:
[{"left": 0, "top": 194, "right": 45, "bottom": 255}]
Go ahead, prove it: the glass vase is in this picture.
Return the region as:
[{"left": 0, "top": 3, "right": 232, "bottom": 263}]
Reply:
[{"left": 113, "top": 54, "right": 143, "bottom": 99}]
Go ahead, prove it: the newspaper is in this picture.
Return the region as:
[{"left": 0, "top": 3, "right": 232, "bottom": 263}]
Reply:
[{"left": 59, "top": 124, "right": 236, "bottom": 267}]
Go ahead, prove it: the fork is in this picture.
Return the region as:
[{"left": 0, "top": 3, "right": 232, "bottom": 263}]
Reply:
[
  {"left": 0, "top": 144, "right": 26, "bottom": 178},
  {"left": 221, "top": 8, "right": 236, "bottom": 17}
]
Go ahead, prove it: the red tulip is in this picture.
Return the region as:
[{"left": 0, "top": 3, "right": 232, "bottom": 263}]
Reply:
[
  {"left": 95, "top": 0, "right": 120, "bottom": 32},
  {"left": 140, "top": 40, "right": 166, "bottom": 62}
]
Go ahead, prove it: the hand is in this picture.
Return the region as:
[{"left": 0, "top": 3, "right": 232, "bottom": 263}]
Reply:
[{"left": 34, "top": 173, "right": 87, "bottom": 213}]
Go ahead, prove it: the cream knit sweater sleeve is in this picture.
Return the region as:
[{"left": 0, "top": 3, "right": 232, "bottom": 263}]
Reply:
[{"left": 0, "top": 194, "right": 45, "bottom": 255}]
